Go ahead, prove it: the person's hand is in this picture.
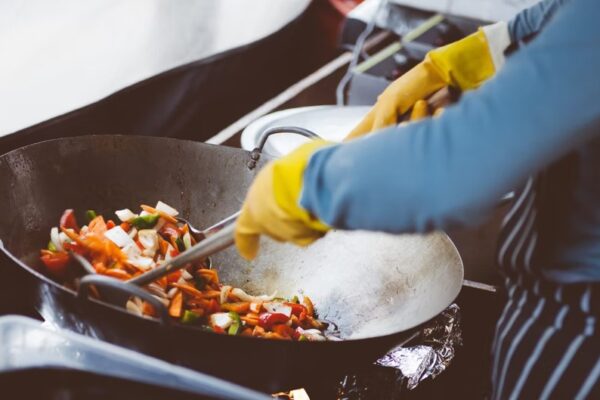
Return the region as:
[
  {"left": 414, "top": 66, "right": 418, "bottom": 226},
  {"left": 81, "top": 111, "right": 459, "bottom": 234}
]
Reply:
[
  {"left": 345, "top": 22, "right": 510, "bottom": 140},
  {"left": 235, "top": 140, "right": 332, "bottom": 260}
]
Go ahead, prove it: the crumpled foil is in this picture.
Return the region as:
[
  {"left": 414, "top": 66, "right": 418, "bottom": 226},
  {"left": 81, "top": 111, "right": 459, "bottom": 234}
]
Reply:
[{"left": 337, "top": 304, "right": 462, "bottom": 399}]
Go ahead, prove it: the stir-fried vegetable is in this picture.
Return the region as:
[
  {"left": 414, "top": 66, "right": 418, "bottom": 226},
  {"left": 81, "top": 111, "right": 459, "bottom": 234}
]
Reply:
[{"left": 39, "top": 202, "right": 330, "bottom": 341}]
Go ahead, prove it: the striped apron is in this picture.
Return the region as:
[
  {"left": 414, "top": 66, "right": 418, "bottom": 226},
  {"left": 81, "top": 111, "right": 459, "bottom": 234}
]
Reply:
[{"left": 491, "top": 176, "right": 600, "bottom": 400}]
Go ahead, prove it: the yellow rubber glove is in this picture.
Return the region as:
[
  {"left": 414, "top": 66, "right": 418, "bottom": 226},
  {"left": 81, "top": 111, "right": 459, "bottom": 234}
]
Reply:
[
  {"left": 345, "top": 22, "right": 510, "bottom": 140},
  {"left": 235, "top": 140, "right": 332, "bottom": 260}
]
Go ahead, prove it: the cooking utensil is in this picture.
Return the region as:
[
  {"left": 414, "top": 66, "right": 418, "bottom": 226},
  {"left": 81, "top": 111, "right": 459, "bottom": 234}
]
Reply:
[
  {"left": 0, "top": 135, "right": 463, "bottom": 392},
  {"left": 176, "top": 211, "right": 240, "bottom": 242}
]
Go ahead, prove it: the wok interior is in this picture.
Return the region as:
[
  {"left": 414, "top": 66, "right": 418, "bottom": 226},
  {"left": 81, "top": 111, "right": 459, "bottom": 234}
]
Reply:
[{"left": 0, "top": 135, "right": 463, "bottom": 340}]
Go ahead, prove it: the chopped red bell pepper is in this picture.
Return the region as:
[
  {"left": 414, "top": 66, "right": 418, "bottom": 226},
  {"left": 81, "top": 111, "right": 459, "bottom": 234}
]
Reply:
[
  {"left": 63, "top": 241, "right": 86, "bottom": 256},
  {"left": 160, "top": 223, "right": 180, "bottom": 239},
  {"left": 106, "top": 219, "right": 116, "bottom": 229},
  {"left": 60, "top": 209, "right": 79, "bottom": 232},
  {"left": 258, "top": 312, "right": 290, "bottom": 329},
  {"left": 285, "top": 302, "right": 307, "bottom": 317},
  {"left": 166, "top": 270, "right": 182, "bottom": 284},
  {"left": 212, "top": 325, "right": 225, "bottom": 334},
  {"left": 40, "top": 250, "right": 70, "bottom": 277},
  {"left": 207, "top": 298, "right": 220, "bottom": 314}
]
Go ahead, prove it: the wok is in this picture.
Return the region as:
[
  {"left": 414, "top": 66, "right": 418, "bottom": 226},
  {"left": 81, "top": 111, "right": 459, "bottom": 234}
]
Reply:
[{"left": 0, "top": 135, "right": 463, "bottom": 392}]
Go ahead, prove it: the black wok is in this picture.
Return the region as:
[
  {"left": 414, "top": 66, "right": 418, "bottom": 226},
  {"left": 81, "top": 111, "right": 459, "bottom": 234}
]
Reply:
[{"left": 0, "top": 135, "right": 463, "bottom": 392}]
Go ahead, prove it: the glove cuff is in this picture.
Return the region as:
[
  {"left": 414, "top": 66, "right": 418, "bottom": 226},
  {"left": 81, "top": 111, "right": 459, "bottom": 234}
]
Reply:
[{"left": 481, "top": 21, "right": 511, "bottom": 72}]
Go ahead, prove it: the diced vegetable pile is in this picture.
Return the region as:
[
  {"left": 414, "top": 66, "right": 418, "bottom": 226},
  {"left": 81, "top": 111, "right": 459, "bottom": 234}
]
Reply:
[{"left": 40, "top": 201, "right": 331, "bottom": 341}]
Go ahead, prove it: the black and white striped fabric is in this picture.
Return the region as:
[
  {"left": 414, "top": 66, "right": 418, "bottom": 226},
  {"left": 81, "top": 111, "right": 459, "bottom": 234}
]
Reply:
[{"left": 491, "top": 176, "right": 600, "bottom": 399}]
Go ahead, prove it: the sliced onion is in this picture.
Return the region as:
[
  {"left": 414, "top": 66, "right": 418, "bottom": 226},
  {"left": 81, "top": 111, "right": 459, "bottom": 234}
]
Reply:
[
  {"left": 127, "top": 255, "right": 154, "bottom": 270},
  {"left": 249, "top": 302, "right": 262, "bottom": 313},
  {"left": 167, "top": 287, "right": 179, "bottom": 299},
  {"left": 127, "top": 228, "right": 137, "bottom": 239},
  {"left": 133, "top": 296, "right": 144, "bottom": 309},
  {"left": 220, "top": 285, "right": 232, "bottom": 304},
  {"left": 210, "top": 313, "right": 233, "bottom": 329},
  {"left": 164, "top": 244, "right": 175, "bottom": 262},
  {"left": 296, "top": 327, "right": 326, "bottom": 342},
  {"left": 263, "top": 302, "right": 292, "bottom": 318},
  {"left": 115, "top": 208, "right": 138, "bottom": 222},
  {"left": 122, "top": 243, "right": 141, "bottom": 258},
  {"left": 155, "top": 201, "right": 179, "bottom": 217},
  {"left": 50, "top": 227, "right": 64, "bottom": 252},
  {"left": 138, "top": 229, "right": 158, "bottom": 249},
  {"left": 104, "top": 226, "right": 135, "bottom": 248},
  {"left": 181, "top": 269, "right": 193, "bottom": 281},
  {"left": 126, "top": 300, "right": 143, "bottom": 316},
  {"left": 58, "top": 232, "right": 72, "bottom": 246},
  {"left": 147, "top": 283, "right": 167, "bottom": 299},
  {"left": 183, "top": 231, "right": 192, "bottom": 250},
  {"left": 231, "top": 288, "right": 276, "bottom": 303},
  {"left": 151, "top": 295, "right": 170, "bottom": 307},
  {"left": 153, "top": 218, "right": 166, "bottom": 232}
]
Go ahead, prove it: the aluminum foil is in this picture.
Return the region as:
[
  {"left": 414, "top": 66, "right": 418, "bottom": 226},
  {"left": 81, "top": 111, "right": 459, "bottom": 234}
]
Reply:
[
  {"left": 376, "top": 303, "right": 462, "bottom": 389},
  {"left": 337, "top": 304, "right": 462, "bottom": 399}
]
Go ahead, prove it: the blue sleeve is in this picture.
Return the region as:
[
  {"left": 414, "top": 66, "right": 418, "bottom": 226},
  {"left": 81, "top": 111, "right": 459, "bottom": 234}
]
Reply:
[
  {"left": 508, "top": 0, "right": 570, "bottom": 42},
  {"left": 300, "top": 0, "right": 600, "bottom": 234}
]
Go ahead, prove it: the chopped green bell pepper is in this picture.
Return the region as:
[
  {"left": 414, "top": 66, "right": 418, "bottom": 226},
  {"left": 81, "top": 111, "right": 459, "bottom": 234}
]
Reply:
[
  {"left": 181, "top": 310, "right": 200, "bottom": 324},
  {"left": 130, "top": 214, "right": 160, "bottom": 229},
  {"left": 175, "top": 237, "right": 185, "bottom": 252},
  {"left": 228, "top": 311, "right": 242, "bottom": 335},
  {"left": 47, "top": 241, "right": 58, "bottom": 252},
  {"left": 85, "top": 210, "right": 98, "bottom": 223}
]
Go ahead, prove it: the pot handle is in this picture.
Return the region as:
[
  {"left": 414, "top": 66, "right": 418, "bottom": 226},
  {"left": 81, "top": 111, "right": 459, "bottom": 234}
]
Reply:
[
  {"left": 247, "top": 126, "right": 323, "bottom": 169},
  {"left": 78, "top": 275, "right": 170, "bottom": 325}
]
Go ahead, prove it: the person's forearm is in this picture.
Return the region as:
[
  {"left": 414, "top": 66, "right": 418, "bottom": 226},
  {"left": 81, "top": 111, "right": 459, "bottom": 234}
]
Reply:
[{"left": 301, "top": 0, "right": 600, "bottom": 234}]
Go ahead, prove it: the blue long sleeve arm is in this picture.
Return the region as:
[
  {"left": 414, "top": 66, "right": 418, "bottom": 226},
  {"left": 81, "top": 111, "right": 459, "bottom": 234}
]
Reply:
[
  {"left": 300, "top": 0, "right": 600, "bottom": 235},
  {"left": 508, "top": 0, "right": 571, "bottom": 42}
]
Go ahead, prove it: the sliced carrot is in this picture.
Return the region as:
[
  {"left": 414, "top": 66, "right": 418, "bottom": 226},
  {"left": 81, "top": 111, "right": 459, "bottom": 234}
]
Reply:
[
  {"left": 241, "top": 316, "right": 259, "bottom": 326},
  {"left": 264, "top": 332, "right": 289, "bottom": 341},
  {"left": 171, "top": 283, "right": 204, "bottom": 298},
  {"left": 197, "top": 269, "right": 219, "bottom": 284},
  {"left": 169, "top": 291, "right": 183, "bottom": 318},
  {"left": 120, "top": 222, "right": 131, "bottom": 232},
  {"left": 106, "top": 220, "right": 116, "bottom": 229},
  {"left": 158, "top": 237, "right": 170, "bottom": 256},
  {"left": 220, "top": 302, "right": 250, "bottom": 314},
  {"left": 88, "top": 216, "right": 107, "bottom": 235},
  {"left": 163, "top": 270, "right": 181, "bottom": 285},
  {"left": 201, "top": 290, "right": 221, "bottom": 299},
  {"left": 303, "top": 296, "right": 314, "bottom": 317},
  {"left": 241, "top": 327, "right": 254, "bottom": 337},
  {"left": 140, "top": 205, "right": 178, "bottom": 224},
  {"left": 142, "top": 302, "right": 156, "bottom": 317},
  {"left": 252, "top": 326, "right": 265, "bottom": 336},
  {"left": 92, "top": 261, "right": 107, "bottom": 274},
  {"left": 186, "top": 298, "right": 211, "bottom": 308},
  {"left": 102, "top": 268, "right": 132, "bottom": 280},
  {"left": 272, "top": 324, "right": 295, "bottom": 338}
]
